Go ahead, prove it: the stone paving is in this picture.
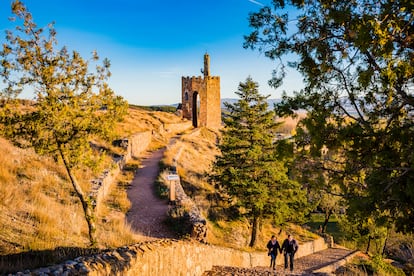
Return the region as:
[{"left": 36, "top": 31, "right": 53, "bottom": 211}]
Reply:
[{"left": 203, "top": 247, "right": 355, "bottom": 276}]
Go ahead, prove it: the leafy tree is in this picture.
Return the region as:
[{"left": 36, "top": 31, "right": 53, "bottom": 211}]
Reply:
[
  {"left": 0, "top": 1, "right": 128, "bottom": 245},
  {"left": 291, "top": 134, "right": 347, "bottom": 233},
  {"left": 339, "top": 207, "right": 389, "bottom": 255},
  {"left": 244, "top": 0, "right": 414, "bottom": 234},
  {"left": 210, "top": 77, "right": 306, "bottom": 247}
]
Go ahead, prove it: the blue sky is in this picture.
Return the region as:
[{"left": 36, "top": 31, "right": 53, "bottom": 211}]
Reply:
[{"left": 0, "top": 0, "right": 303, "bottom": 105}]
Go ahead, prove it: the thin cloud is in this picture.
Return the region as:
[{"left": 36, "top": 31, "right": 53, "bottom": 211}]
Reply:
[{"left": 247, "top": 0, "right": 264, "bottom": 6}]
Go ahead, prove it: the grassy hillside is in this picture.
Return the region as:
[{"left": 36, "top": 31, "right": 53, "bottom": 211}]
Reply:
[
  {"left": 0, "top": 106, "right": 333, "bottom": 271},
  {"left": 0, "top": 106, "right": 185, "bottom": 258},
  {"left": 0, "top": 137, "right": 89, "bottom": 254},
  {"left": 160, "top": 126, "right": 319, "bottom": 251},
  {"left": 3, "top": 105, "right": 408, "bottom": 275},
  {"left": 158, "top": 119, "right": 411, "bottom": 275}
]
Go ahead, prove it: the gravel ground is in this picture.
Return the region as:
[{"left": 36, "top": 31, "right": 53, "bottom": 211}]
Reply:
[{"left": 203, "top": 248, "right": 354, "bottom": 276}]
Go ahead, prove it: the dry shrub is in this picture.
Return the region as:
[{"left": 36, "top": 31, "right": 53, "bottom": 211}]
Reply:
[{"left": 207, "top": 219, "right": 252, "bottom": 249}]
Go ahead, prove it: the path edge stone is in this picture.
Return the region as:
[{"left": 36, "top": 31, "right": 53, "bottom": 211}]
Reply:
[{"left": 311, "top": 249, "right": 360, "bottom": 275}]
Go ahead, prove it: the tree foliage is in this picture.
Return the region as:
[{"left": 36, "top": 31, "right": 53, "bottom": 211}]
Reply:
[
  {"left": 244, "top": 0, "right": 414, "bottom": 234},
  {"left": 0, "top": 1, "right": 128, "bottom": 245},
  {"left": 210, "top": 77, "right": 306, "bottom": 247}
]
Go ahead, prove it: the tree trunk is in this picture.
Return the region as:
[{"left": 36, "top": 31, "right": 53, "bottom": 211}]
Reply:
[
  {"left": 366, "top": 236, "right": 372, "bottom": 254},
  {"left": 322, "top": 209, "right": 332, "bottom": 233},
  {"left": 59, "top": 146, "right": 97, "bottom": 246},
  {"left": 249, "top": 215, "right": 259, "bottom": 247},
  {"left": 382, "top": 229, "right": 389, "bottom": 257}
]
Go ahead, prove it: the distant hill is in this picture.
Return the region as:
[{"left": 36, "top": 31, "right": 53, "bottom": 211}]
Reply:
[
  {"left": 158, "top": 98, "right": 282, "bottom": 111},
  {"left": 221, "top": 98, "right": 281, "bottom": 109},
  {"left": 221, "top": 97, "right": 360, "bottom": 116},
  {"left": 165, "top": 96, "right": 360, "bottom": 115}
]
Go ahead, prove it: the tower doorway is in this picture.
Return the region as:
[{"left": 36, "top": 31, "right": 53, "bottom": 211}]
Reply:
[{"left": 192, "top": 91, "right": 199, "bottom": 127}]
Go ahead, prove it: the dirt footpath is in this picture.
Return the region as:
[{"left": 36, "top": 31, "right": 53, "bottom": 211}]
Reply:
[{"left": 126, "top": 148, "right": 176, "bottom": 239}]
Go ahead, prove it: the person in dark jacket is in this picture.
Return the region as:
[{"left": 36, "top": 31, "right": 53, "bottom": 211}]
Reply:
[
  {"left": 266, "top": 235, "right": 281, "bottom": 270},
  {"left": 281, "top": 234, "right": 299, "bottom": 271}
]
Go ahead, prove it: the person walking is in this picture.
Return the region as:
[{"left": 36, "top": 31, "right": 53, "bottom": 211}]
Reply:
[
  {"left": 281, "top": 234, "right": 299, "bottom": 271},
  {"left": 266, "top": 235, "right": 281, "bottom": 270}
]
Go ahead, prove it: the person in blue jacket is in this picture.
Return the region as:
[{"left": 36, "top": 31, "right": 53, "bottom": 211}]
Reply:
[{"left": 266, "top": 235, "right": 281, "bottom": 270}]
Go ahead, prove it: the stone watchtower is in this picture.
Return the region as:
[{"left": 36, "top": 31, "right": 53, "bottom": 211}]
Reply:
[{"left": 181, "top": 54, "right": 221, "bottom": 128}]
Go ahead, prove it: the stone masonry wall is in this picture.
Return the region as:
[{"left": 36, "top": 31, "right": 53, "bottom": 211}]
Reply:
[
  {"left": 204, "top": 76, "right": 221, "bottom": 129},
  {"left": 165, "top": 135, "right": 208, "bottom": 243},
  {"left": 18, "top": 238, "right": 329, "bottom": 275},
  {"left": 27, "top": 123, "right": 333, "bottom": 275},
  {"left": 168, "top": 178, "right": 208, "bottom": 243},
  {"left": 90, "top": 121, "right": 191, "bottom": 215},
  {"left": 90, "top": 131, "right": 152, "bottom": 211},
  {"left": 181, "top": 54, "right": 221, "bottom": 129}
]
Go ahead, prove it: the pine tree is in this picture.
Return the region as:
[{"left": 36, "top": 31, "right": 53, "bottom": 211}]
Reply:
[{"left": 210, "top": 77, "right": 306, "bottom": 247}]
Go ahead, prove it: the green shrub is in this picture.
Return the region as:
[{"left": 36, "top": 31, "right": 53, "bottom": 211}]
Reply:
[{"left": 355, "top": 255, "right": 405, "bottom": 276}]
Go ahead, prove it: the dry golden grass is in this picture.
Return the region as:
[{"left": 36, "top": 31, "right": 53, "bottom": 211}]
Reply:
[
  {"left": 0, "top": 137, "right": 90, "bottom": 254},
  {"left": 95, "top": 106, "right": 187, "bottom": 154},
  {"left": 163, "top": 127, "right": 219, "bottom": 176},
  {"left": 0, "top": 104, "right": 314, "bottom": 262},
  {"left": 0, "top": 106, "right": 185, "bottom": 259},
  {"left": 162, "top": 127, "right": 219, "bottom": 213},
  {"left": 115, "top": 106, "right": 183, "bottom": 137},
  {"left": 160, "top": 124, "right": 319, "bottom": 251},
  {"left": 95, "top": 159, "right": 143, "bottom": 247}
]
